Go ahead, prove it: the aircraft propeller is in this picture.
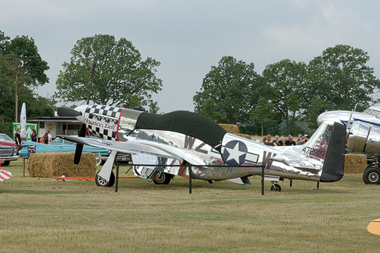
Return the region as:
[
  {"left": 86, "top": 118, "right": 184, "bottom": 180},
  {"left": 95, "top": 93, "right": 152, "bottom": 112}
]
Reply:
[
  {"left": 57, "top": 107, "right": 86, "bottom": 164},
  {"left": 74, "top": 123, "right": 86, "bottom": 164}
]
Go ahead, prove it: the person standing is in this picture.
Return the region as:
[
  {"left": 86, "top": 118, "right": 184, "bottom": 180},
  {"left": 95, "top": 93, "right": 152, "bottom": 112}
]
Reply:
[
  {"left": 263, "top": 135, "right": 275, "bottom": 146},
  {"left": 262, "top": 132, "right": 272, "bottom": 143},
  {"left": 285, "top": 135, "right": 296, "bottom": 146},
  {"left": 40, "top": 132, "right": 49, "bottom": 144},
  {"left": 47, "top": 130, "right": 52, "bottom": 144},
  {"left": 31, "top": 129, "right": 38, "bottom": 142},
  {"left": 15, "top": 128, "right": 23, "bottom": 154}
]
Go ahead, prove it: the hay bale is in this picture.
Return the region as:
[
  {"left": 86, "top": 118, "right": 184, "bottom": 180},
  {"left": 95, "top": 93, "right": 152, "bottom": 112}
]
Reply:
[
  {"left": 344, "top": 154, "right": 368, "bottom": 174},
  {"left": 27, "top": 152, "right": 97, "bottom": 178},
  {"left": 219, "top": 124, "right": 239, "bottom": 134},
  {"left": 250, "top": 135, "right": 263, "bottom": 142}
]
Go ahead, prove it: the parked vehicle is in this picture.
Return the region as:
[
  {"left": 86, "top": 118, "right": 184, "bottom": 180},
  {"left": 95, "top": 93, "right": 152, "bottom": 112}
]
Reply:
[
  {"left": 19, "top": 137, "right": 109, "bottom": 166},
  {"left": 0, "top": 133, "right": 19, "bottom": 166}
]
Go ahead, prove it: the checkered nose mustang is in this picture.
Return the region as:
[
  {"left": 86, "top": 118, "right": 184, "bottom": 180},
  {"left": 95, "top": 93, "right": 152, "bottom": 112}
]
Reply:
[{"left": 58, "top": 105, "right": 346, "bottom": 190}]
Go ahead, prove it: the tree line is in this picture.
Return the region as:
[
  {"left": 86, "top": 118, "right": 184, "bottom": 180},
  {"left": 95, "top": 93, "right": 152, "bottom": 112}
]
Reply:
[
  {"left": 1, "top": 30, "right": 380, "bottom": 137},
  {"left": 194, "top": 46, "right": 380, "bottom": 136}
]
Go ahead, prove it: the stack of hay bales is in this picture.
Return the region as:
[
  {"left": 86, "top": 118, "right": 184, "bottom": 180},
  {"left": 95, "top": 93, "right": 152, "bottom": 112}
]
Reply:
[
  {"left": 28, "top": 152, "right": 97, "bottom": 178},
  {"left": 344, "top": 153, "right": 368, "bottom": 174},
  {"left": 219, "top": 124, "right": 251, "bottom": 140}
]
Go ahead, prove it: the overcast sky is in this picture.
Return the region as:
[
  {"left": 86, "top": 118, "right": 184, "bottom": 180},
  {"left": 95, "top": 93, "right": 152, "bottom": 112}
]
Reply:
[{"left": 2, "top": 0, "right": 380, "bottom": 113}]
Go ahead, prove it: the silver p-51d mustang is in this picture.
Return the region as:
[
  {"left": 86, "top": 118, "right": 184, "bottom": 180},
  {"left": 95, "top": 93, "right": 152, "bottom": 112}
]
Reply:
[
  {"left": 58, "top": 105, "right": 346, "bottom": 190},
  {"left": 318, "top": 105, "right": 380, "bottom": 184}
]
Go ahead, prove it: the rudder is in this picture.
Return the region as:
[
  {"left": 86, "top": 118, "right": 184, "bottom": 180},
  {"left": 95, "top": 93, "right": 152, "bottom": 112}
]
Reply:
[{"left": 320, "top": 122, "right": 346, "bottom": 182}]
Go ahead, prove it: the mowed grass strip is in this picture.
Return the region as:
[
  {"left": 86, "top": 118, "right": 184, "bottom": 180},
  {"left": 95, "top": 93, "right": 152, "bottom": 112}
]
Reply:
[{"left": 1, "top": 159, "right": 380, "bottom": 252}]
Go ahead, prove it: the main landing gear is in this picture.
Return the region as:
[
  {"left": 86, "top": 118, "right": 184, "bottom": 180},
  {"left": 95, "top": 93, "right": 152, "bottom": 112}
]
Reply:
[
  {"left": 153, "top": 172, "right": 172, "bottom": 184},
  {"left": 363, "top": 164, "right": 380, "bottom": 184},
  {"left": 95, "top": 171, "right": 115, "bottom": 187}
]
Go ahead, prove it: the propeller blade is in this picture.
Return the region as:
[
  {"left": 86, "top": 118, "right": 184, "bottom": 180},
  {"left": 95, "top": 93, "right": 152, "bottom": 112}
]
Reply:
[
  {"left": 74, "top": 123, "right": 87, "bottom": 164},
  {"left": 57, "top": 107, "right": 82, "bottom": 117},
  {"left": 78, "top": 123, "right": 86, "bottom": 137},
  {"left": 74, "top": 144, "right": 84, "bottom": 164}
]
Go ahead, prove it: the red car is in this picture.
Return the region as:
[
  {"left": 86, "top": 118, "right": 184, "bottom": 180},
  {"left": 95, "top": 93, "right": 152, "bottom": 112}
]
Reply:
[{"left": 0, "top": 133, "right": 18, "bottom": 166}]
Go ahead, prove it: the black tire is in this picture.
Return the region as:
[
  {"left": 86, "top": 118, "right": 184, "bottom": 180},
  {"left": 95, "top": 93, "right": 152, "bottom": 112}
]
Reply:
[
  {"left": 3, "top": 161, "right": 10, "bottom": 166},
  {"left": 95, "top": 171, "right": 115, "bottom": 187},
  {"left": 363, "top": 165, "right": 380, "bottom": 184},
  {"left": 270, "top": 184, "right": 281, "bottom": 192},
  {"left": 153, "top": 172, "right": 172, "bottom": 184}
]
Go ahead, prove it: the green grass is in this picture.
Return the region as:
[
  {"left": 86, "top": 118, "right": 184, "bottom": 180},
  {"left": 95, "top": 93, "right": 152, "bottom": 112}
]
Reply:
[{"left": 1, "top": 159, "right": 380, "bottom": 252}]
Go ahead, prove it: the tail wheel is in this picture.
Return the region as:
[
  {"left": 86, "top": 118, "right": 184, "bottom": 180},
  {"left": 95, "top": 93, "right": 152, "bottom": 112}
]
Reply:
[
  {"left": 363, "top": 165, "right": 380, "bottom": 184},
  {"left": 95, "top": 171, "right": 115, "bottom": 187},
  {"left": 153, "top": 172, "right": 172, "bottom": 184},
  {"left": 270, "top": 184, "right": 281, "bottom": 192}
]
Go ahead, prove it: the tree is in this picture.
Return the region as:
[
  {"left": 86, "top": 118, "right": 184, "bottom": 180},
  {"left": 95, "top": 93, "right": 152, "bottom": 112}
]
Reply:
[
  {"left": 193, "top": 56, "right": 264, "bottom": 124},
  {"left": 0, "top": 30, "right": 54, "bottom": 133},
  {"left": 55, "top": 34, "right": 162, "bottom": 111},
  {"left": 250, "top": 97, "right": 278, "bottom": 136},
  {"left": 305, "top": 44, "right": 380, "bottom": 128},
  {"left": 262, "top": 59, "right": 308, "bottom": 135},
  {"left": 4, "top": 35, "right": 49, "bottom": 86}
]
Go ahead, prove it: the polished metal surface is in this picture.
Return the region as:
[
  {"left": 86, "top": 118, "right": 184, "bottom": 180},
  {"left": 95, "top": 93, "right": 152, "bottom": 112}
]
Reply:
[
  {"left": 70, "top": 104, "right": 344, "bottom": 185},
  {"left": 347, "top": 122, "right": 380, "bottom": 156}
]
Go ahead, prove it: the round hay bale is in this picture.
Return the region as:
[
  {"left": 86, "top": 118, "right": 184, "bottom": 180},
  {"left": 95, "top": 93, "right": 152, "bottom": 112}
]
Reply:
[
  {"left": 344, "top": 154, "right": 368, "bottom": 174},
  {"left": 219, "top": 124, "right": 239, "bottom": 134}
]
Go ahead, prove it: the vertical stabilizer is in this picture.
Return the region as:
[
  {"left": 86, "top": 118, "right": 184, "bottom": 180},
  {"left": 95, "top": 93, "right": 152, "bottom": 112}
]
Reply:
[{"left": 320, "top": 122, "right": 346, "bottom": 182}]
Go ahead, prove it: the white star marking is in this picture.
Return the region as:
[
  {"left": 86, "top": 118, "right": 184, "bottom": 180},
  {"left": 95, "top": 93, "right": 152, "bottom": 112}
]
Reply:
[{"left": 225, "top": 142, "right": 245, "bottom": 164}]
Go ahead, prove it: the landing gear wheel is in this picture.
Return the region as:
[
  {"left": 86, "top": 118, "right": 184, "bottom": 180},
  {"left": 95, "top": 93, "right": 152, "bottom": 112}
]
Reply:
[
  {"left": 95, "top": 171, "right": 115, "bottom": 187},
  {"left": 153, "top": 172, "right": 172, "bottom": 184},
  {"left": 3, "top": 161, "right": 9, "bottom": 166},
  {"left": 363, "top": 165, "right": 380, "bottom": 184},
  {"left": 94, "top": 153, "right": 102, "bottom": 166},
  {"left": 270, "top": 184, "right": 281, "bottom": 192}
]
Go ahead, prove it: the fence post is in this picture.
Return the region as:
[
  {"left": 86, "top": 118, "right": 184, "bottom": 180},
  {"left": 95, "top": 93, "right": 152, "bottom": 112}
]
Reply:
[
  {"left": 189, "top": 165, "right": 192, "bottom": 194},
  {"left": 261, "top": 164, "right": 265, "bottom": 196},
  {"left": 115, "top": 162, "right": 119, "bottom": 192}
]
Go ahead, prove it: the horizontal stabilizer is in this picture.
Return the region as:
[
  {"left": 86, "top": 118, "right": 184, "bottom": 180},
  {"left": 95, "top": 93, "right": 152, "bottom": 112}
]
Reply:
[{"left": 269, "top": 154, "right": 319, "bottom": 172}]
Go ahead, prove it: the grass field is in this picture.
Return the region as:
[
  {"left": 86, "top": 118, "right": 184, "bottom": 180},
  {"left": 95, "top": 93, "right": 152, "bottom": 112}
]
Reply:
[{"left": 1, "top": 159, "right": 380, "bottom": 252}]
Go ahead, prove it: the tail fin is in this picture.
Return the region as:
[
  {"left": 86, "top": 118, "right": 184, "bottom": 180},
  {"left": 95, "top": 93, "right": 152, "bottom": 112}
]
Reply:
[
  {"left": 320, "top": 122, "right": 346, "bottom": 182},
  {"left": 303, "top": 122, "right": 346, "bottom": 182}
]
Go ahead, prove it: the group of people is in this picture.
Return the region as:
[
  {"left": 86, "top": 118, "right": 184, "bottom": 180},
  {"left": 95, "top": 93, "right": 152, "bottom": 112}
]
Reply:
[
  {"left": 262, "top": 132, "right": 310, "bottom": 146},
  {"left": 38, "top": 130, "right": 52, "bottom": 144},
  {"left": 14, "top": 128, "right": 52, "bottom": 152}
]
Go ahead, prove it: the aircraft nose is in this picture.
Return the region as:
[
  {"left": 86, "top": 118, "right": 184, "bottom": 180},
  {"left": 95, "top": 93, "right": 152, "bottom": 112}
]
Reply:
[{"left": 74, "top": 105, "right": 88, "bottom": 123}]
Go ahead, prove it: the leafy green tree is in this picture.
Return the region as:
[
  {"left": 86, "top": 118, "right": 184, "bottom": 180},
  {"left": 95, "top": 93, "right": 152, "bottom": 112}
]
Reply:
[
  {"left": 4, "top": 35, "right": 49, "bottom": 86},
  {"left": 262, "top": 59, "right": 308, "bottom": 134},
  {"left": 250, "top": 97, "right": 278, "bottom": 136},
  {"left": 55, "top": 34, "right": 162, "bottom": 111},
  {"left": 193, "top": 56, "right": 264, "bottom": 124},
  {"left": 0, "top": 30, "right": 54, "bottom": 127},
  {"left": 305, "top": 44, "right": 380, "bottom": 128}
]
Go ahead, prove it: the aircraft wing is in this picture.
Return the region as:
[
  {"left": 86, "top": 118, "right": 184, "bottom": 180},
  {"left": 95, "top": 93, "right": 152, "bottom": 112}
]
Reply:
[{"left": 58, "top": 135, "right": 207, "bottom": 166}]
